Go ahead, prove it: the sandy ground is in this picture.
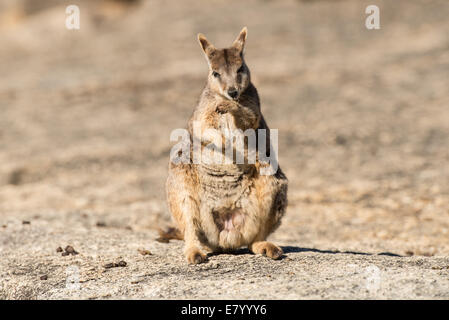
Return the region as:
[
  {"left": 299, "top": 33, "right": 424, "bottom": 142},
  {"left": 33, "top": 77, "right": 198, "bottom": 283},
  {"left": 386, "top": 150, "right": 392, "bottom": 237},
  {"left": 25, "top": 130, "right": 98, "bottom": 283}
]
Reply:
[{"left": 0, "top": 0, "right": 448, "bottom": 299}]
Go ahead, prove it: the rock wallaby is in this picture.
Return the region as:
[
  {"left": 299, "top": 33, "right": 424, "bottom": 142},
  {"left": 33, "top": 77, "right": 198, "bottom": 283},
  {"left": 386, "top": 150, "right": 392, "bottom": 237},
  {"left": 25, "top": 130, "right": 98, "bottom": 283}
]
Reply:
[{"left": 165, "top": 27, "right": 288, "bottom": 264}]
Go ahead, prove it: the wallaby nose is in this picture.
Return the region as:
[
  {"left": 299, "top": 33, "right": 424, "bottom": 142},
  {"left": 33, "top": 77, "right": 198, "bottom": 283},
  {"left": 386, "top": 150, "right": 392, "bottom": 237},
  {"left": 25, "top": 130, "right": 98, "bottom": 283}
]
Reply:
[{"left": 228, "top": 88, "right": 238, "bottom": 99}]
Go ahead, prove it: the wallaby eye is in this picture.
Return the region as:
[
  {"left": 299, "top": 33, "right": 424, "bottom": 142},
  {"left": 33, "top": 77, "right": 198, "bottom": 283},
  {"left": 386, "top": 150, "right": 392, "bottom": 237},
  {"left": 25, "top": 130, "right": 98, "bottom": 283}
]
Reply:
[
  {"left": 237, "top": 65, "right": 245, "bottom": 73},
  {"left": 212, "top": 71, "right": 220, "bottom": 78}
]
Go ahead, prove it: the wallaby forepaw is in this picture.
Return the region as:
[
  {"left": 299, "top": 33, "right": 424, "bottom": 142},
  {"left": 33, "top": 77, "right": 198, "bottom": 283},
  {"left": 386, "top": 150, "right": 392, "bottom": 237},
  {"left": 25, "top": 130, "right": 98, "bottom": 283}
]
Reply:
[
  {"left": 251, "top": 241, "right": 283, "bottom": 260},
  {"left": 185, "top": 247, "right": 208, "bottom": 264}
]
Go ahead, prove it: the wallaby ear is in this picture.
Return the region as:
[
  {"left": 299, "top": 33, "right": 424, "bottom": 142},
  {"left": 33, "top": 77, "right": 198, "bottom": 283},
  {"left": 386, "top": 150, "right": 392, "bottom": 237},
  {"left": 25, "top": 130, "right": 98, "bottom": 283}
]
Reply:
[
  {"left": 232, "top": 27, "right": 247, "bottom": 52},
  {"left": 197, "top": 33, "right": 215, "bottom": 56}
]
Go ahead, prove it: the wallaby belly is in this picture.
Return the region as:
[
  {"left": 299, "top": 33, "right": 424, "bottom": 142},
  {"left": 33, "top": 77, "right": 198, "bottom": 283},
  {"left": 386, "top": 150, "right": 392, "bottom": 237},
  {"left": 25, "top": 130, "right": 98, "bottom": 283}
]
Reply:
[{"left": 197, "top": 163, "right": 262, "bottom": 249}]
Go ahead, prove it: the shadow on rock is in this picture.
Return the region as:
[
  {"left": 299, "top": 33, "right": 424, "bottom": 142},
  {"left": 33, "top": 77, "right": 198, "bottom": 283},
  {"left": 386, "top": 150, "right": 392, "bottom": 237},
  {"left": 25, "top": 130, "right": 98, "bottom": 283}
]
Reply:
[{"left": 281, "top": 246, "right": 402, "bottom": 257}]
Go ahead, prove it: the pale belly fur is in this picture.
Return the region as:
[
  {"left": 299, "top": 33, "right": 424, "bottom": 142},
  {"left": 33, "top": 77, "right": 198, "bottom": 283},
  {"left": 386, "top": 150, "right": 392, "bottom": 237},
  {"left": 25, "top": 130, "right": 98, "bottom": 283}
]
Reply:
[
  {"left": 197, "top": 112, "right": 261, "bottom": 250},
  {"left": 197, "top": 162, "right": 259, "bottom": 250}
]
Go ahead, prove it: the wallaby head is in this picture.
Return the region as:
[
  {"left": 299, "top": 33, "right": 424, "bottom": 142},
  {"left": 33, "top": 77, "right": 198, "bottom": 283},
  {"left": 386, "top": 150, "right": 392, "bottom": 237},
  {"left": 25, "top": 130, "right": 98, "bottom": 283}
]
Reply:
[{"left": 197, "top": 27, "right": 250, "bottom": 101}]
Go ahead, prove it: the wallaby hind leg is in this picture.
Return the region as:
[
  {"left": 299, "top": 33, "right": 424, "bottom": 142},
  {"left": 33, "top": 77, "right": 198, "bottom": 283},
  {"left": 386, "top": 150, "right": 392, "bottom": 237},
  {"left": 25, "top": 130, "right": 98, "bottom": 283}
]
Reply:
[
  {"left": 183, "top": 210, "right": 208, "bottom": 264},
  {"left": 171, "top": 195, "right": 207, "bottom": 264},
  {"left": 247, "top": 167, "right": 287, "bottom": 260},
  {"left": 166, "top": 165, "right": 207, "bottom": 264}
]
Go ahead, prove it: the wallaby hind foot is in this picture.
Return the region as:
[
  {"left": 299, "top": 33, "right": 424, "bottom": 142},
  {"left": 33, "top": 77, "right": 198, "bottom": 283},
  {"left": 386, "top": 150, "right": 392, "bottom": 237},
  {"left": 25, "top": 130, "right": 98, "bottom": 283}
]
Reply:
[
  {"left": 249, "top": 241, "right": 283, "bottom": 260},
  {"left": 185, "top": 246, "right": 208, "bottom": 264}
]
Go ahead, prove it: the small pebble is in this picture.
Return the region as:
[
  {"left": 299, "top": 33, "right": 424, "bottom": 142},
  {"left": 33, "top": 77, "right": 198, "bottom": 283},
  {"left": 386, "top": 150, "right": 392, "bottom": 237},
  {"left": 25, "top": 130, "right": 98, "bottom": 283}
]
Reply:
[
  {"left": 65, "top": 245, "right": 75, "bottom": 253},
  {"left": 137, "top": 248, "right": 152, "bottom": 256},
  {"left": 64, "top": 245, "right": 79, "bottom": 255},
  {"left": 104, "top": 261, "right": 127, "bottom": 269},
  {"left": 56, "top": 247, "right": 63, "bottom": 253},
  {"left": 335, "top": 135, "right": 347, "bottom": 145},
  {"left": 40, "top": 275, "right": 48, "bottom": 280},
  {"left": 118, "top": 260, "right": 127, "bottom": 267}
]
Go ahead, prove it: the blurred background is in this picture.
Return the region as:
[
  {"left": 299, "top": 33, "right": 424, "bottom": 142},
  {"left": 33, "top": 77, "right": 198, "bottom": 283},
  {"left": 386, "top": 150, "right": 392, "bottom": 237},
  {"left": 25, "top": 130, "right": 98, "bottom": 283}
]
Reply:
[{"left": 0, "top": 0, "right": 448, "bottom": 257}]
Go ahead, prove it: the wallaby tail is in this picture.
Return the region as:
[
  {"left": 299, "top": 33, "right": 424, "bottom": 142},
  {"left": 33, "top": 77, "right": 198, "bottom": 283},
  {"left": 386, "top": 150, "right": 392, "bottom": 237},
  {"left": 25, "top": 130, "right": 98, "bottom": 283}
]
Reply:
[{"left": 156, "top": 227, "right": 184, "bottom": 243}]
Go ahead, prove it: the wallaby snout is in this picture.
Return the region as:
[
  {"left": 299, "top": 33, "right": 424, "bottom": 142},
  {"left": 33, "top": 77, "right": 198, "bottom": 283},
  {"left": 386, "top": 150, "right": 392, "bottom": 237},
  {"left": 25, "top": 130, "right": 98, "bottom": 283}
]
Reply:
[{"left": 227, "top": 87, "right": 238, "bottom": 100}]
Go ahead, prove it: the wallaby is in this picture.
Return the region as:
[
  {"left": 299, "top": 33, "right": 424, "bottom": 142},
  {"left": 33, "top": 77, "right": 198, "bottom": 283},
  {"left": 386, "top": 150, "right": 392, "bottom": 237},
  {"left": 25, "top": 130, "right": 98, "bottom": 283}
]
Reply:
[{"left": 165, "top": 27, "right": 288, "bottom": 264}]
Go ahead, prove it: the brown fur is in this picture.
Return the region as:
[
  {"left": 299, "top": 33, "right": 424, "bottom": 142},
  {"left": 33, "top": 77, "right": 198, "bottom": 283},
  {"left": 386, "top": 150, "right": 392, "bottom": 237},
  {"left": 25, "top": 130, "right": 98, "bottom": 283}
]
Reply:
[{"left": 166, "top": 27, "right": 288, "bottom": 264}]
